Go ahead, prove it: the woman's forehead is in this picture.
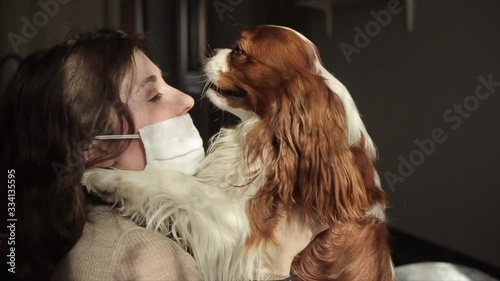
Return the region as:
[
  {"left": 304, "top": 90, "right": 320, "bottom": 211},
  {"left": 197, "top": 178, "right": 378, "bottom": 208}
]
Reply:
[
  {"left": 120, "top": 51, "right": 161, "bottom": 100},
  {"left": 133, "top": 51, "right": 157, "bottom": 73}
]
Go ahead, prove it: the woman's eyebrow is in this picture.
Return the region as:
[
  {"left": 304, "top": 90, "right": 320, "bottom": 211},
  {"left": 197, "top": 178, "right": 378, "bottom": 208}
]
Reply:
[{"left": 138, "top": 75, "right": 158, "bottom": 90}]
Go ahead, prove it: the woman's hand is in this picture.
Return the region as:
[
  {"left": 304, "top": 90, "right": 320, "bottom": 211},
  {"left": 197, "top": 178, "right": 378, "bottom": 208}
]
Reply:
[{"left": 268, "top": 208, "right": 328, "bottom": 276}]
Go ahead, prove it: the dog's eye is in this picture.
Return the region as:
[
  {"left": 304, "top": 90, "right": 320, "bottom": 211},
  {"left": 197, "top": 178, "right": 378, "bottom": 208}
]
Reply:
[{"left": 232, "top": 45, "right": 244, "bottom": 56}]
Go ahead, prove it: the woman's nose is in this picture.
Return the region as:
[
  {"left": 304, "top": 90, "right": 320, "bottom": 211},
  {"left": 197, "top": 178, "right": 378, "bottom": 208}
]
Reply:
[{"left": 174, "top": 90, "right": 195, "bottom": 116}]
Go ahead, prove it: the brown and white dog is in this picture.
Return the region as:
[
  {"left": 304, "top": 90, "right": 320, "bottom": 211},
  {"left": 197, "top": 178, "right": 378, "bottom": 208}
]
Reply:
[{"left": 88, "top": 25, "right": 394, "bottom": 281}]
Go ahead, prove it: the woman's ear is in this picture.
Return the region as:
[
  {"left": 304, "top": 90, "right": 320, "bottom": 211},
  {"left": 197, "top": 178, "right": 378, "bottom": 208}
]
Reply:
[{"left": 83, "top": 142, "right": 116, "bottom": 168}]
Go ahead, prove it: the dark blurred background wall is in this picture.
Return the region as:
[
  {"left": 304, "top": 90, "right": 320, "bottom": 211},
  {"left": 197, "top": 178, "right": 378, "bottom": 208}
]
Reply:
[{"left": 1, "top": 0, "right": 499, "bottom": 277}]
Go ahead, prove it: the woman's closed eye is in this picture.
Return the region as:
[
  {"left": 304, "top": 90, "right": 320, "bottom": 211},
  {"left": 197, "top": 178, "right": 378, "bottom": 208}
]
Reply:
[{"left": 148, "top": 93, "right": 163, "bottom": 102}]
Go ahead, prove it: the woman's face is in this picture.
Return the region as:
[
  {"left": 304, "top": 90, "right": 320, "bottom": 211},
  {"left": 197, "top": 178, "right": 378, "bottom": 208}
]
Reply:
[{"left": 111, "top": 51, "right": 194, "bottom": 170}]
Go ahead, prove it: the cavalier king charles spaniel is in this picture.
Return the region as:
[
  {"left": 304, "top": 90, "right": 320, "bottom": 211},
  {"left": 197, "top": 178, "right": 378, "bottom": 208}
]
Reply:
[{"left": 88, "top": 25, "right": 394, "bottom": 281}]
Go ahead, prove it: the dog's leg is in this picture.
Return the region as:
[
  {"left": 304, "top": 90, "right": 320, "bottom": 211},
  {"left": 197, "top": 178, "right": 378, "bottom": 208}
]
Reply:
[
  {"left": 85, "top": 168, "right": 218, "bottom": 211},
  {"left": 292, "top": 221, "right": 394, "bottom": 281}
]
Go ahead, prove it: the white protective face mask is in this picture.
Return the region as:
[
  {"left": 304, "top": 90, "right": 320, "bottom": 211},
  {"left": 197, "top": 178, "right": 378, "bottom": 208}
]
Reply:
[{"left": 95, "top": 114, "right": 205, "bottom": 175}]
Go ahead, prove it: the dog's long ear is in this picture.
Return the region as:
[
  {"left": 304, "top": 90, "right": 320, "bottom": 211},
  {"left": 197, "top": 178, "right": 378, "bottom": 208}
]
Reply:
[{"left": 248, "top": 71, "right": 371, "bottom": 230}]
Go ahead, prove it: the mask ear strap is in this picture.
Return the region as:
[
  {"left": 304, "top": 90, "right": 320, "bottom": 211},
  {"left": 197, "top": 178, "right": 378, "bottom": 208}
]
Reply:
[{"left": 95, "top": 134, "right": 141, "bottom": 140}]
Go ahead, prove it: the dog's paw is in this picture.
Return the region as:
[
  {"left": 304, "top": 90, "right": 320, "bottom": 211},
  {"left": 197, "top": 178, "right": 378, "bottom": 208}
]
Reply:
[{"left": 84, "top": 169, "right": 119, "bottom": 203}]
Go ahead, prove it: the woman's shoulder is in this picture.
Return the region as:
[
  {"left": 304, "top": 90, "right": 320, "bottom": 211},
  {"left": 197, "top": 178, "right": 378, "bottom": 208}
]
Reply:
[
  {"left": 52, "top": 204, "right": 203, "bottom": 281},
  {"left": 85, "top": 204, "right": 146, "bottom": 238},
  {"left": 103, "top": 205, "right": 203, "bottom": 280},
  {"left": 87, "top": 204, "right": 190, "bottom": 256}
]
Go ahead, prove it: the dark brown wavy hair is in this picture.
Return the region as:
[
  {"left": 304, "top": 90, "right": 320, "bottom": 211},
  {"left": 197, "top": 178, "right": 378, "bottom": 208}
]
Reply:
[{"left": 0, "top": 30, "right": 145, "bottom": 280}]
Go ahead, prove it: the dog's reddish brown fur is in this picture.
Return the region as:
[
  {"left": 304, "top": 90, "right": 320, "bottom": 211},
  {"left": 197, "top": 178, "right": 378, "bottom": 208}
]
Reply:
[{"left": 216, "top": 25, "right": 394, "bottom": 281}]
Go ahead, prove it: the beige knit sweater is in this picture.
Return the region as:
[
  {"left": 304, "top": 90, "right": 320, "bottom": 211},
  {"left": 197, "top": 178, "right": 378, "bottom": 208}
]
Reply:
[{"left": 51, "top": 204, "right": 289, "bottom": 281}]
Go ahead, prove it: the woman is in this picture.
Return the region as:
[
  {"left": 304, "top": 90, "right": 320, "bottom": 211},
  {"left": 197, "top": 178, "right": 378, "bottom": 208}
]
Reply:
[{"left": 0, "top": 30, "right": 323, "bottom": 281}]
